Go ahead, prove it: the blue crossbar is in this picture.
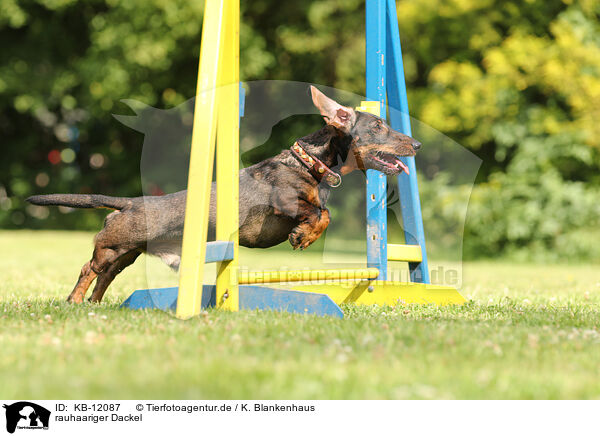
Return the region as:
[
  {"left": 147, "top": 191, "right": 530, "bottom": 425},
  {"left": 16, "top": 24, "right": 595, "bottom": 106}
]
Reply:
[{"left": 205, "top": 241, "right": 234, "bottom": 263}]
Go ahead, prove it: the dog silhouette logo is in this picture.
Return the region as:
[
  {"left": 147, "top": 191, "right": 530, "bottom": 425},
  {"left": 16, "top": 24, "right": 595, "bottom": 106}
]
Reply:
[{"left": 2, "top": 402, "right": 50, "bottom": 433}]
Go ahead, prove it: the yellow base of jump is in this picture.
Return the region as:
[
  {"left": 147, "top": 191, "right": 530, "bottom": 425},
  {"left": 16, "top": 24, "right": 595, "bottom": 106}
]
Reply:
[
  {"left": 237, "top": 268, "right": 465, "bottom": 306},
  {"left": 271, "top": 280, "right": 466, "bottom": 306}
]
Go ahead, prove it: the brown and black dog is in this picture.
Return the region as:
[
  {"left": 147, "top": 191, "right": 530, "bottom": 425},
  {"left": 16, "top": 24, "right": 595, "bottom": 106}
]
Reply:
[{"left": 27, "top": 86, "right": 421, "bottom": 303}]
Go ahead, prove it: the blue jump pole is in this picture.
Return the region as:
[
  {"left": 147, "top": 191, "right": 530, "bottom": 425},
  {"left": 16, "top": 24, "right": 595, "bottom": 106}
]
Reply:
[
  {"left": 384, "top": 0, "right": 430, "bottom": 283},
  {"left": 365, "top": 0, "right": 388, "bottom": 280}
]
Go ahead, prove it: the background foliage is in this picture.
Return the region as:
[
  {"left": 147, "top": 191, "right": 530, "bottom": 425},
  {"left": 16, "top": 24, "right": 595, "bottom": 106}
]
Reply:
[{"left": 1, "top": 0, "right": 599, "bottom": 260}]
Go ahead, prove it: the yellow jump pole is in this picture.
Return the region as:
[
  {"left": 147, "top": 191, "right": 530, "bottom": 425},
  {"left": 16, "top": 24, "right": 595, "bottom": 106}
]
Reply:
[
  {"left": 176, "top": 0, "right": 227, "bottom": 319},
  {"left": 215, "top": 0, "right": 240, "bottom": 310},
  {"left": 238, "top": 268, "right": 380, "bottom": 285}
]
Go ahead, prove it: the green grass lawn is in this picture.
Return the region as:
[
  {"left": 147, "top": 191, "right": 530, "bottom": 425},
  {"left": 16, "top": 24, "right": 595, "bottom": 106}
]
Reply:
[{"left": 1, "top": 230, "right": 599, "bottom": 399}]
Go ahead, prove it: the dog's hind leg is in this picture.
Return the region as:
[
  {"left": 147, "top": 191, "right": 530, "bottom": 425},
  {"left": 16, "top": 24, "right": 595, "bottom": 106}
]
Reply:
[
  {"left": 67, "top": 260, "right": 98, "bottom": 303},
  {"left": 88, "top": 250, "right": 141, "bottom": 303},
  {"left": 67, "top": 245, "right": 124, "bottom": 303}
]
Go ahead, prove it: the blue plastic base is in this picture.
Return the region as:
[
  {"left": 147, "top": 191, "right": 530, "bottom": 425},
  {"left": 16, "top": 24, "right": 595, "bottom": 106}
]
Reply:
[{"left": 121, "top": 285, "right": 344, "bottom": 319}]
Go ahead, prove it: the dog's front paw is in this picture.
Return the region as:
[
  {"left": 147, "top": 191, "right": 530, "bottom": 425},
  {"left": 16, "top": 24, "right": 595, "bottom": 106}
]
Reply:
[
  {"left": 289, "top": 228, "right": 311, "bottom": 250},
  {"left": 289, "top": 228, "right": 304, "bottom": 250}
]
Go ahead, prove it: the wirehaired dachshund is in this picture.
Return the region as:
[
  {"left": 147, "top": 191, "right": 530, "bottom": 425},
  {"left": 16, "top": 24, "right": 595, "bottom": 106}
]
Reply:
[{"left": 27, "top": 86, "right": 421, "bottom": 303}]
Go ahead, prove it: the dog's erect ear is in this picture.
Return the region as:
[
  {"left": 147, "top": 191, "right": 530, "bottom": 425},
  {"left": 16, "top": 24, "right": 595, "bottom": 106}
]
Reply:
[{"left": 310, "top": 86, "right": 356, "bottom": 132}]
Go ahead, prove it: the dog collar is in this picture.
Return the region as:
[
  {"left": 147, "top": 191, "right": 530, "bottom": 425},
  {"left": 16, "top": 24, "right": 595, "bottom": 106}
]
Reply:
[{"left": 290, "top": 141, "right": 342, "bottom": 188}]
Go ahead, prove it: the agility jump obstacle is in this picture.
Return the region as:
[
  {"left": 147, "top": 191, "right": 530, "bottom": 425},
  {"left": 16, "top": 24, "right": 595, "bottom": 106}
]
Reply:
[{"left": 122, "top": 0, "right": 465, "bottom": 319}]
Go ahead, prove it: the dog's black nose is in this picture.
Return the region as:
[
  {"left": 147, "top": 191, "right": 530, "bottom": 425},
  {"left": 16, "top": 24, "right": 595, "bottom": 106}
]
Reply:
[{"left": 412, "top": 140, "right": 421, "bottom": 150}]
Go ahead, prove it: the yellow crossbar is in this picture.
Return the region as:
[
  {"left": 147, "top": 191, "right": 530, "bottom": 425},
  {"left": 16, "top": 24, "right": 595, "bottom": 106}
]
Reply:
[
  {"left": 238, "top": 268, "right": 379, "bottom": 285},
  {"left": 387, "top": 243, "right": 422, "bottom": 262},
  {"left": 356, "top": 101, "right": 380, "bottom": 116}
]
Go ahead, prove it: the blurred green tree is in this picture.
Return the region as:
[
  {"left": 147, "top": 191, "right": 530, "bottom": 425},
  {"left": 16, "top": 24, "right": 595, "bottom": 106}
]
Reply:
[{"left": 1, "top": 0, "right": 598, "bottom": 259}]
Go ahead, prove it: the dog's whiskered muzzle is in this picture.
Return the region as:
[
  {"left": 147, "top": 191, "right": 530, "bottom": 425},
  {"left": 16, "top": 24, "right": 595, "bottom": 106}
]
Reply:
[{"left": 411, "top": 140, "right": 421, "bottom": 150}]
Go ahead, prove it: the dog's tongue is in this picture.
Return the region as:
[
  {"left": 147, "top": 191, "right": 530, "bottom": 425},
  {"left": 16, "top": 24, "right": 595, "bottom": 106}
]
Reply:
[{"left": 394, "top": 159, "right": 409, "bottom": 175}]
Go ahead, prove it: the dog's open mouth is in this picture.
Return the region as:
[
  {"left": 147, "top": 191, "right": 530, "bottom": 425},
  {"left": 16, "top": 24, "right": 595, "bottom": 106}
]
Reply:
[{"left": 370, "top": 153, "right": 410, "bottom": 175}]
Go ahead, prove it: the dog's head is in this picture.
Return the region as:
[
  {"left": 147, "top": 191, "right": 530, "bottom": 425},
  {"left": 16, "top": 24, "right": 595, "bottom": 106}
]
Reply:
[{"left": 310, "top": 85, "right": 420, "bottom": 176}]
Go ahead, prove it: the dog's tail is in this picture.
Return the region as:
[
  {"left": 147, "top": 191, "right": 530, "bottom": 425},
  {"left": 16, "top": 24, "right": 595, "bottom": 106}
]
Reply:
[{"left": 26, "top": 194, "right": 132, "bottom": 210}]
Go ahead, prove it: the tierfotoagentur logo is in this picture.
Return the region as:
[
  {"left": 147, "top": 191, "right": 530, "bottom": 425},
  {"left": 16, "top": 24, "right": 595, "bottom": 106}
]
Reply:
[{"left": 2, "top": 402, "right": 50, "bottom": 434}]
